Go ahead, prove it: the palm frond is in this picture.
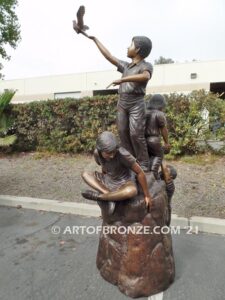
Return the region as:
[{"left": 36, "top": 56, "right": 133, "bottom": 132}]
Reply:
[
  {"left": 0, "top": 90, "right": 16, "bottom": 116},
  {"left": 0, "top": 113, "right": 14, "bottom": 132},
  {"left": 0, "top": 135, "right": 17, "bottom": 147}
]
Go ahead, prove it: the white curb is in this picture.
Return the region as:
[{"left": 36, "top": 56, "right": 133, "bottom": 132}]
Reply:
[
  {"left": 170, "top": 214, "right": 189, "bottom": 228},
  {"left": 0, "top": 195, "right": 225, "bottom": 235},
  {"left": 0, "top": 195, "right": 101, "bottom": 217},
  {"left": 148, "top": 291, "right": 164, "bottom": 300},
  {"left": 190, "top": 216, "right": 225, "bottom": 235}
]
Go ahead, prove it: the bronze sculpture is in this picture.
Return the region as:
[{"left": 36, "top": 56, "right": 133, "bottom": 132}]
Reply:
[
  {"left": 160, "top": 164, "right": 177, "bottom": 226},
  {"left": 81, "top": 133, "right": 176, "bottom": 298},
  {"left": 81, "top": 131, "right": 152, "bottom": 214},
  {"left": 96, "top": 171, "right": 175, "bottom": 298},
  {"left": 145, "top": 94, "right": 171, "bottom": 178},
  {"left": 73, "top": 6, "right": 176, "bottom": 298},
  {"left": 73, "top": 6, "right": 89, "bottom": 36},
  {"left": 73, "top": 8, "right": 152, "bottom": 171}
]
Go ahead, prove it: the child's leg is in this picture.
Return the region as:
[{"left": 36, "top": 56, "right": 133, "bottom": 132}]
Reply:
[
  {"left": 99, "top": 181, "right": 137, "bottom": 201},
  {"left": 81, "top": 171, "right": 109, "bottom": 194},
  {"left": 82, "top": 171, "right": 116, "bottom": 215},
  {"left": 147, "top": 137, "right": 163, "bottom": 178},
  {"left": 151, "top": 156, "right": 163, "bottom": 179},
  {"left": 81, "top": 179, "right": 137, "bottom": 216},
  {"left": 129, "top": 101, "right": 149, "bottom": 171},
  {"left": 117, "top": 106, "right": 135, "bottom": 156}
]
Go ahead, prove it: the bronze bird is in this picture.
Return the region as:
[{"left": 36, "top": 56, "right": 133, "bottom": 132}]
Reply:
[{"left": 73, "top": 5, "right": 89, "bottom": 34}]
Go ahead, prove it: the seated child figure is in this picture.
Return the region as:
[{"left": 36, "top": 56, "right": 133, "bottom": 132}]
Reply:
[
  {"left": 81, "top": 131, "right": 152, "bottom": 214},
  {"left": 145, "top": 94, "right": 170, "bottom": 179}
]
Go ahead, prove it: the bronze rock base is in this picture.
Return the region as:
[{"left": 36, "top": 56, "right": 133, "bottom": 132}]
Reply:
[{"left": 96, "top": 173, "right": 175, "bottom": 298}]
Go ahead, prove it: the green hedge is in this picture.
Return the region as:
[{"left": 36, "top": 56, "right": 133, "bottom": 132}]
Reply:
[
  {"left": 10, "top": 95, "right": 118, "bottom": 153},
  {"left": 164, "top": 90, "right": 225, "bottom": 155},
  {"left": 3, "top": 90, "right": 225, "bottom": 155}
]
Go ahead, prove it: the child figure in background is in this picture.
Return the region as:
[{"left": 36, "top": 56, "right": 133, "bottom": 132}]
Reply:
[
  {"left": 160, "top": 164, "right": 177, "bottom": 226},
  {"left": 145, "top": 94, "right": 171, "bottom": 179},
  {"left": 81, "top": 131, "right": 152, "bottom": 215}
]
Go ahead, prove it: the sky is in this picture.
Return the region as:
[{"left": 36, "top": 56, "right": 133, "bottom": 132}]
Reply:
[{"left": 2, "top": 0, "right": 225, "bottom": 80}]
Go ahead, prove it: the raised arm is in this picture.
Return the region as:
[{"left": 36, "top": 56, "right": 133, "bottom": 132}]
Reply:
[{"left": 88, "top": 36, "right": 119, "bottom": 67}]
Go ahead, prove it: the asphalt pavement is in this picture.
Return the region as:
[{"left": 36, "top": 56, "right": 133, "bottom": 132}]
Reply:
[{"left": 0, "top": 206, "right": 224, "bottom": 300}]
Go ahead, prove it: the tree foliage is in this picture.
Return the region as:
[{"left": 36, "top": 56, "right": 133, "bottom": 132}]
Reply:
[
  {"left": 154, "top": 56, "right": 174, "bottom": 65},
  {"left": 0, "top": 0, "right": 21, "bottom": 78}
]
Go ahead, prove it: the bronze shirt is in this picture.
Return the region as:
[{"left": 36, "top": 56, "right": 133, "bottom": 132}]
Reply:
[
  {"left": 117, "top": 59, "right": 153, "bottom": 109},
  {"left": 145, "top": 109, "right": 167, "bottom": 137},
  {"left": 94, "top": 147, "right": 136, "bottom": 191}
]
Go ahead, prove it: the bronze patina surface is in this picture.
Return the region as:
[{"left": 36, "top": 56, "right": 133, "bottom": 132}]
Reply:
[{"left": 96, "top": 173, "right": 175, "bottom": 298}]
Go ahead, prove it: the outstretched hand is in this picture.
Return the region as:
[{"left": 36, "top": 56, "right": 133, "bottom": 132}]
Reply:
[
  {"left": 112, "top": 79, "right": 123, "bottom": 86},
  {"left": 106, "top": 79, "right": 123, "bottom": 89}
]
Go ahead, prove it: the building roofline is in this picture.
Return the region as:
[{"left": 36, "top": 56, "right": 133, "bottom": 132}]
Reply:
[{"left": 2, "top": 59, "right": 225, "bottom": 82}]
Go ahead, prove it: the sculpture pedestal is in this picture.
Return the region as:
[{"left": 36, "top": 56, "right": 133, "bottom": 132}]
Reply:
[{"left": 96, "top": 174, "right": 175, "bottom": 298}]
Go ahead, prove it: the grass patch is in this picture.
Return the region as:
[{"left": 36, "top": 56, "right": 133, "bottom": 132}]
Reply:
[
  {"left": 33, "top": 151, "right": 92, "bottom": 161},
  {"left": 178, "top": 153, "right": 220, "bottom": 165}
]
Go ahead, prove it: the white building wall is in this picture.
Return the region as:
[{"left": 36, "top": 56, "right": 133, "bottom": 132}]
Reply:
[
  {"left": 0, "top": 60, "right": 225, "bottom": 103},
  {"left": 86, "top": 70, "right": 118, "bottom": 91}
]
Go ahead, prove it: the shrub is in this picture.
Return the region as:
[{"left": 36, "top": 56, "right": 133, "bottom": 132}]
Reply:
[
  {"left": 10, "top": 95, "right": 118, "bottom": 153},
  {"left": 164, "top": 90, "right": 225, "bottom": 155},
  {"left": 2, "top": 90, "right": 225, "bottom": 155}
]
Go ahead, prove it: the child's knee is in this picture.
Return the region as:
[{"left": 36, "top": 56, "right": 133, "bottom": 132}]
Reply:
[
  {"left": 130, "top": 130, "right": 139, "bottom": 141},
  {"left": 125, "top": 185, "right": 137, "bottom": 198},
  {"left": 118, "top": 123, "right": 129, "bottom": 134},
  {"left": 130, "top": 127, "right": 145, "bottom": 141},
  {"left": 81, "top": 171, "right": 89, "bottom": 180}
]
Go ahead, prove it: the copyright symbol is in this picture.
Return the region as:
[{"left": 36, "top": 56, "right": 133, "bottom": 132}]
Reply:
[{"left": 51, "top": 225, "right": 61, "bottom": 235}]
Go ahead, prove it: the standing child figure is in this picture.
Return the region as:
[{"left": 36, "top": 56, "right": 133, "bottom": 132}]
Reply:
[
  {"left": 145, "top": 94, "right": 171, "bottom": 178},
  {"left": 73, "top": 23, "right": 153, "bottom": 171}
]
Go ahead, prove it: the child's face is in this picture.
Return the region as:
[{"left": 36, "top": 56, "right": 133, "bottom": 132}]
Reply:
[
  {"left": 127, "top": 41, "right": 138, "bottom": 58},
  {"left": 101, "top": 150, "right": 117, "bottom": 161}
]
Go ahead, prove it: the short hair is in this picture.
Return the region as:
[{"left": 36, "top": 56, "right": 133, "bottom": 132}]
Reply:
[
  {"left": 159, "top": 165, "right": 177, "bottom": 180},
  {"left": 167, "top": 165, "right": 177, "bottom": 180},
  {"left": 147, "top": 94, "right": 167, "bottom": 110},
  {"left": 132, "top": 36, "right": 152, "bottom": 58},
  {"left": 96, "top": 131, "right": 118, "bottom": 152}
]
